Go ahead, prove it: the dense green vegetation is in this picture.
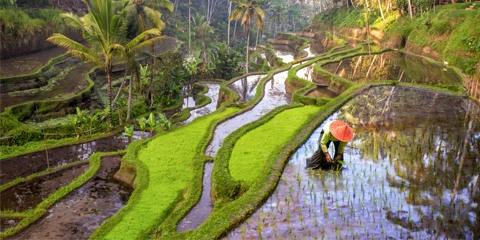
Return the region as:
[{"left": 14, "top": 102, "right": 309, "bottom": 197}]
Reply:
[{"left": 1, "top": 0, "right": 479, "bottom": 239}]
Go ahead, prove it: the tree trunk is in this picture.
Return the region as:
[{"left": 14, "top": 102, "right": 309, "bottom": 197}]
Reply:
[
  {"left": 246, "top": 26, "right": 250, "bottom": 73},
  {"left": 255, "top": 26, "right": 259, "bottom": 47},
  {"left": 127, "top": 71, "right": 133, "bottom": 120},
  {"left": 114, "top": 69, "right": 128, "bottom": 103},
  {"left": 407, "top": 0, "right": 413, "bottom": 19},
  {"left": 188, "top": 0, "right": 191, "bottom": 56},
  {"left": 233, "top": 20, "right": 237, "bottom": 38},
  {"left": 106, "top": 67, "right": 112, "bottom": 127},
  {"left": 202, "top": 35, "right": 207, "bottom": 64},
  {"left": 378, "top": 0, "right": 385, "bottom": 22},
  {"left": 227, "top": 1, "right": 232, "bottom": 46}
]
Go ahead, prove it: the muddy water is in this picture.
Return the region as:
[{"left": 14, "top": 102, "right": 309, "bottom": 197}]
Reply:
[
  {"left": 205, "top": 69, "right": 293, "bottom": 157},
  {"left": 228, "top": 74, "right": 266, "bottom": 102},
  {"left": 273, "top": 45, "right": 296, "bottom": 63},
  {"left": 306, "top": 87, "right": 339, "bottom": 99},
  {"left": 296, "top": 65, "right": 315, "bottom": 81},
  {"left": 1, "top": 162, "right": 89, "bottom": 212},
  {"left": 177, "top": 162, "right": 214, "bottom": 231},
  {"left": 303, "top": 45, "right": 316, "bottom": 58},
  {"left": 320, "top": 51, "right": 462, "bottom": 86},
  {"left": 0, "top": 131, "right": 148, "bottom": 185},
  {"left": 0, "top": 47, "right": 66, "bottom": 78},
  {"left": 9, "top": 155, "right": 133, "bottom": 240},
  {"left": 183, "top": 83, "right": 220, "bottom": 124},
  {"left": 0, "top": 62, "right": 93, "bottom": 111},
  {"left": 225, "top": 86, "right": 480, "bottom": 239}
]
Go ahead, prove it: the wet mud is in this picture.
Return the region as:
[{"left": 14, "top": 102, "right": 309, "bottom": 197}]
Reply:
[
  {"left": 319, "top": 51, "right": 462, "bottom": 87},
  {"left": 225, "top": 86, "right": 480, "bottom": 239},
  {"left": 8, "top": 155, "right": 133, "bottom": 240},
  {"left": 1, "top": 162, "right": 90, "bottom": 212},
  {"left": 0, "top": 218, "right": 21, "bottom": 232},
  {"left": 0, "top": 47, "right": 66, "bottom": 78},
  {"left": 0, "top": 133, "right": 131, "bottom": 185},
  {"left": 305, "top": 87, "right": 339, "bottom": 99},
  {"left": 0, "top": 62, "right": 93, "bottom": 112}
]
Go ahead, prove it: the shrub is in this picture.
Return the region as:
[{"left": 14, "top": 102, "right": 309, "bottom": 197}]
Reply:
[{"left": 3, "top": 126, "right": 43, "bottom": 146}]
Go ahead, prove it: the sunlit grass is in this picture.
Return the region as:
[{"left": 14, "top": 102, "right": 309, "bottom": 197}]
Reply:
[
  {"left": 229, "top": 105, "right": 320, "bottom": 183},
  {"left": 102, "top": 108, "right": 237, "bottom": 240}
]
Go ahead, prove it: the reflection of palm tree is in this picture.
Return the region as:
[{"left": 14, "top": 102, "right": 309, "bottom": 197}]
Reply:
[{"left": 339, "top": 86, "right": 480, "bottom": 237}]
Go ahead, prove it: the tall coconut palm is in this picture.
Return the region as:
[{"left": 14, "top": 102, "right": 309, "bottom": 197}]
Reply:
[
  {"left": 229, "top": 0, "right": 265, "bottom": 73},
  {"left": 48, "top": 0, "right": 162, "bottom": 126},
  {"left": 269, "top": 4, "right": 287, "bottom": 38},
  {"left": 192, "top": 14, "right": 214, "bottom": 66}
]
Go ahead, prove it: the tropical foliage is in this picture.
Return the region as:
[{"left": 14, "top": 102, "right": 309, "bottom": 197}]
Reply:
[{"left": 47, "top": 0, "right": 163, "bottom": 125}]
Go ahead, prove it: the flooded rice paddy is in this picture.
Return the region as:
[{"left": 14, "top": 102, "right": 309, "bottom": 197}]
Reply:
[
  {"left": 183, "top": 83, "right": 221, "bottom": 124},
  {"left": 205, "top": 69, "right": 292, "bottom": 157},
  {"left": 9, "top": 155, "right": 132, "bottom": 240},
  {"left": 0, "top": 47, "right": 66, "bottom": 78},
  {"left": 228, "top": 74, "right": 266, "bottom": 103},
  {"left": 319, "top": 51, "right": 462, "bottom": 86},
  {"left": 0, "top": 132, "right": 139, "bottom": 184},
  {"left": 225, "top": 86, "right": 479, "bottom": 239}
]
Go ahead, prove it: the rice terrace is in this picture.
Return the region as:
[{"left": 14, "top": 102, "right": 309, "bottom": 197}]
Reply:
[{"left": 0, "top": 0, "right": 479, "bottom": 239}]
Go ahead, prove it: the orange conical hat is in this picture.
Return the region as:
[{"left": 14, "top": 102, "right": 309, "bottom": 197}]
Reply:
[{"left": 329, "top": 120, "right": 354, "bottom": 142}]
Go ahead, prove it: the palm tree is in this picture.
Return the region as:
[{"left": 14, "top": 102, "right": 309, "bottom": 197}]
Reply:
[
  {"left": 269, "top": 4, "right": 287, "bottom": 38},
  {"left": 48, "top": 0, "right": 162, "bottom": 126},
  {"left": 121, "top": 0, "right": 172, "bottom": 119},
  {"left": 229, "top": 0, "right": 265, "bottom": 73},
  {"left": 192, "top": 14, "right": 214, "bottom": 66}
]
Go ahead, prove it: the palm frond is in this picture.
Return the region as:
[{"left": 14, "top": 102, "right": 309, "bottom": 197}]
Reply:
[{"left": 47, "top": 33, "right": 103, "bottom": 67}]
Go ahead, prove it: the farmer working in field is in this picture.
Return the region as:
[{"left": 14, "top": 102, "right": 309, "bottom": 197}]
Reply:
[{"left": 306, "top": 120, "right": 354, "bottom": 170}]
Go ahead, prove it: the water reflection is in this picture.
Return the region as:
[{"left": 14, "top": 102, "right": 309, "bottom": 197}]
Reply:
[
  {"left": 296, "top": 65, "right": 314, "bottom": 81},
  {"left": 226, "top": 86, "right": 479, "bottom": 239},
  {"left": 183, "top": 83, "right": 220, "bottom": 124},
  {"left": 319, "top": 51, "right": 462, "bottom": 87},
  {"left": 206, "top": 70, "right": 292, "bottom": 156},
  {"left": 0, "top": 131, "right": 149, "bottom": 185},
  {"left": 273, "top": 45, "right": 296, "bottom": 63},
  {"left": 228, "top": 74, "right": 266, "bottom": 102},
  {"left": 182, "top": 96, "right": 195, "bottom": 109}
]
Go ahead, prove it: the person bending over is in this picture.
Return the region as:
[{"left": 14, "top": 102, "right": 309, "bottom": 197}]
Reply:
[{"left": 306, "top": 120, "right": 354, "bottom": 170}]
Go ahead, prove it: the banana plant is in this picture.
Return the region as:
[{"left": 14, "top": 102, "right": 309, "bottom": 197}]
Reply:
[
  {"left": 68, "top": 115, "right": 80, "bottom": 139},
  {"left": 147, "top": 112, "right": 157, "bottom": 135},
  {"left": 75, "top": 107, "right": 88, "bottom": 138},
  {"left": 115, "top": 95, "right": 127, "bottom": 126},
  {"left": 157, "top": 113, "right": 173, "bottom": 131},
  {"left": 101, "top": 106, "right": 111, "bottom": 131},
  {"left": 137, "top": 116, "right": 147, "bottom": 138},
  {"left": 86, "top": 112, "right": 99, "bottom": 138},
  {"left": 124, "top": 125, "right": 135, "bottom": 142}
]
